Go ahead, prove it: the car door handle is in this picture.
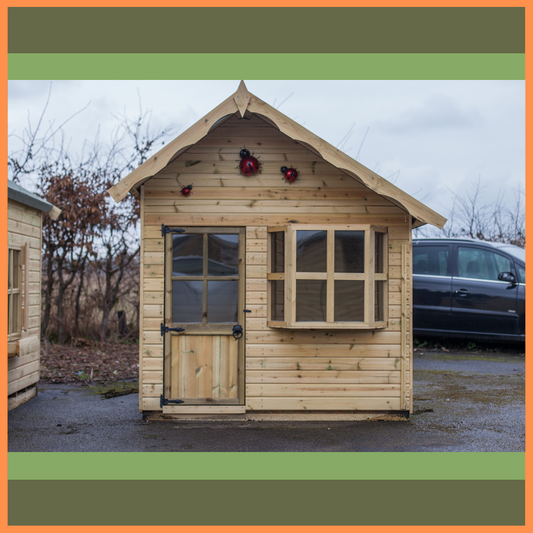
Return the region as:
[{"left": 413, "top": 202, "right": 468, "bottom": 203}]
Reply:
[{"left": 454, "top": 289, "right": 470, "bottom": 296}]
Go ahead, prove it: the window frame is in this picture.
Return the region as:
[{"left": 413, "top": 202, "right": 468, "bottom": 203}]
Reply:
[
  {"left": 165, "top": 226, "right": 245, "bottom": 335},
  {"left": 267, "top": 224, "right": 388, "bottom": 329},
  {"left": 8, "top": 244, "right": 28, "bottom": 347}
]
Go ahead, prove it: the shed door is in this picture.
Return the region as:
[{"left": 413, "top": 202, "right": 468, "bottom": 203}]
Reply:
[{"left": 164, "top": 227, "right": 245, "bottom": 404}]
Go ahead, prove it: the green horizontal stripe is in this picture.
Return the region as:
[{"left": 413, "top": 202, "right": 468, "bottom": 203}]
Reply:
[
  {"left": 8, "top": 480, "right": 525, "bottom": 525},
  {"left": 8, "top": 452, "right": 525, "bottom": 480},
  {"left": 8, "top": 7, "right": 524, "bottom": 54},
  {"left": 8, "top": 53, "right": 525, "bottom": 80}
]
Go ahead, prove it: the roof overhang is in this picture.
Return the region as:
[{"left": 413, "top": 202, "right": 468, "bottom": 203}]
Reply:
[
  {"left": 8, "top": 180, "right": 61, "bottom": 220},
  {"left": 108, "top": 81, "right": 446, "bottom": 229}
]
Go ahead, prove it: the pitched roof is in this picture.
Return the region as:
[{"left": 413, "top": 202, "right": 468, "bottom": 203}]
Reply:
[
  {"left": 108, "top": 81, "right": 446, "bottom": 229},
  {"left": 8, "top": 180, "right": 61, "bottom": 220}
]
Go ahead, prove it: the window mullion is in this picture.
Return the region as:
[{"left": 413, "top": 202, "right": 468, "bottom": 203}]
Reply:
[
  {"left": 364, "top": 229, "right": 374, "bottom": 324},
  {"left": 202, "top": 233, "right": 208, "bottom": 325},
  {"left": 327, "top": 229, "right": 334, "bottom": 322},
  {"left": 287, "top": 227, "right": 296, "bottom": 326}
]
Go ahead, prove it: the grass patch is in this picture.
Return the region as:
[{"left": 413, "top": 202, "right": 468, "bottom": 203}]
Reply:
[{"left": 86, "top": 382, "right": 139, "bottom": 399}]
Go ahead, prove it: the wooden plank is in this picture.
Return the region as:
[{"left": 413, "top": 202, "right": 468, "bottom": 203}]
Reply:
[
  {"left": 246, "top": 384, "right": 400, "bottom": 397},
  {"left": 246, "top": 252, "right": 267, "bottom": 265},
  {"left": 146, "top": 204, "right": 404, "bottom": 215},
  {"left": 142, "top": 397, "right": 161, "bottom": 411},
  {"left": 245, "top": 317, "right": 268, "bottom": 331},
  {"left": 142, "top": 345, "right": 163, "bottom": 358},
  {"left": 164, "top": 160, "right": 347, "bottom": 175},
  {"left": 246, "top": 330, "right": 401, "bottom": 345},
  {"left": 245, "top": 305, "right": 267, "bottom": 318},
  {"left": 246, "top": 265, "right": 267, "bottom": 278},
  {"left": 143, "top": 384, "right": 163, "bottom": 397},
  {"left": 17, "top": 335, "right": 40, "bottom": 357},
  {"left": 246, "top": 370, "right": 401, "bottom": 384},
  {"left": 142, "top": 358, "right": 163, "bottom": 371},
  {"left": 246, "top": 357, "right": 401, "bottom": 371},
  {"left": 8, "top": 360, "right": 40, "bottom": 383},
  {"left": 246, "top": 226, "right": 267, "bottom": 239},
  {"left": 8, "top": 385, "right": 37, "bottom": 411},
  {"left": 246, "top": 397, "right": 401, "bottom": 411},
  {"left": 142, "top": 371, "right": 163, "bottom": 383},
  {"left": 145, "top": 187, "right": 374, "bottom": 201},
  {"left": 247, "top": 279, "right": 267, "bottom": 292},
  {"left": 162, "top": 405, "right": 246, "bottom": 414},
  {"left": 7, "top": 219, "right": 42, "bottom": 239},
  {"left": 7, "top": 371, "right": 40, "bottom": 396},
  {"left": 246, "top": 292, "right": 267, "bottom": 305},
  {"left": 245, "top": 344, "right": 400, "bottom": 357},
  {"left": 145, "top": 214, "right": 409, "bottom": 227},
  {"left": 144, "top": 278, "right": 164, "bottom": 292}
]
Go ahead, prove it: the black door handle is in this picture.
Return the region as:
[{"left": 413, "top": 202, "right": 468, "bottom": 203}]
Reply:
[
  {"left": 232, "top": 324, "right": 243, "bottom": 339},
  {"left": 454, "top": 289, "right": 470, "bottom": 296}
]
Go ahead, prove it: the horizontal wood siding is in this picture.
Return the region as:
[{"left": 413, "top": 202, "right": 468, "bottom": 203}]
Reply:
[
  {"left": 141, "top": 115, "right": 411, "bottom": 413},
  {"left": 7, "top": 200, "right": 42, "bottom": 402}
]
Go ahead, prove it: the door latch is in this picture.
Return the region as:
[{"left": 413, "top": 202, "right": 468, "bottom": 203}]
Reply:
[
  {"left": 161, "top": 324, "right": 185, "bottom": 335},
  {"left": 232, "top": 324, "right": 244, "bottom": 339}
]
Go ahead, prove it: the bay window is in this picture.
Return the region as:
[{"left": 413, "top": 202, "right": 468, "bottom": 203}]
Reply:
[{"left": 267, "top": 225, "right": 388, "bottom": 329}]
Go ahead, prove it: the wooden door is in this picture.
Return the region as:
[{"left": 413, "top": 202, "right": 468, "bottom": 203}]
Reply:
[{"left": 164, "top": 227, "right": 245, "bottom": 405}]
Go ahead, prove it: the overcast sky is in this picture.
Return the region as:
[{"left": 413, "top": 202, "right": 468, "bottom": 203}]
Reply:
[{"left": 8, "top": 80, "right": 525, "bottom": 225}]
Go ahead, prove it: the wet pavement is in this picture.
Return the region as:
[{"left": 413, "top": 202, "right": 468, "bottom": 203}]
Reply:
[{"left": 8, "top": 353, "right": 525, "bottom": 452}]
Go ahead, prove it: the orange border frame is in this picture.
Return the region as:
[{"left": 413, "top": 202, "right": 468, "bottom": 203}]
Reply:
[{"left": 1, "top": 1, "right": 529, "bottom": 532}]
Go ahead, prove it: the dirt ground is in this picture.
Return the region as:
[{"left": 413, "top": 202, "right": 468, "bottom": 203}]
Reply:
[{"left": 39, "top": 340, "right": 139, "bottom": 384}]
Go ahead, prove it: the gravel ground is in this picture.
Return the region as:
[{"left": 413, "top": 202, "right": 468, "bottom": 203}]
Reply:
[{"left": 8, "top": 350, "right": 525, "bottom": 452}]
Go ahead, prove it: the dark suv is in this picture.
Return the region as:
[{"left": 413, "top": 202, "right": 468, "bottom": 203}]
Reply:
[{"left": 412, "top": 238, "right": 525, "bottom": 342}]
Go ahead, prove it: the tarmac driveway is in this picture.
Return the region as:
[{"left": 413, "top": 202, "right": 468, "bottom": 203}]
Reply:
[{"left": 8, "top": 352, "right": 525, "bottom": 452}]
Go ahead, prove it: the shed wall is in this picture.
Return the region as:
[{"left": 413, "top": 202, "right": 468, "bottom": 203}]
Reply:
[
  {"left": 140, "top": 115, "right": 413, "bottom": 413},
  {"left": 8, "top": 199, "right": 43, "bottom": 407}
]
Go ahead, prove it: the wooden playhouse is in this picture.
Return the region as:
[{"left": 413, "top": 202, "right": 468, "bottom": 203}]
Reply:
[
  {"left": 8, "top": 180, "right": 60, "bottom": 410},
  {"left": 108, "top": 82, "right": 446, "bottom": 417}
]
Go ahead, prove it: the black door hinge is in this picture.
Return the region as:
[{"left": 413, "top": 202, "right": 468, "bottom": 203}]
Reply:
[
  {"left": 161, "top": 323, "right": 185, "bottom": 335},
  {"left": 160, "top": 395, "right": 185, "bottom": 408},
  {"left": 161, "top": 224, "right": 185, "bottom": 237},
  {"left": 244, "top": 309, "right": 252, "bottom": 313}
]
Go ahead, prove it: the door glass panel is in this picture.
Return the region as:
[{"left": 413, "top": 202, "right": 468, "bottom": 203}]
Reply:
[
  {"left": 172, "top": 281, "right": 203, "bottom": 322},
  {"left": 413, "top": 246, "right": 449, "bottom": 276},
  {"left": 172, "top": 234, "right": 203, "bottom": 276},
  {"left": 296, "top": 280, "right": 327, "bottom": 321},
  {"left": 296, "top": 231, "right": 327, "bottom": 272},
  {"left": 271, "top": 280, "right": 284, "bottom": 321},
  {"left": 458, "top": 247, "right": 511, "bottom": 281},
  {"left": 271, "top": 232, "right": 285, "bottom": 273},
  {"left": 208, "top": 281, "right": 238, "bottom": 323},
  {"left": 335, "top": 231, "right": 364, "bottom": 273},
  {"left": 208, "top": 234, "right": 239, "bottom": 276},
  {"left": 335, "top": 280, "right": 364, "bottom": 321}
]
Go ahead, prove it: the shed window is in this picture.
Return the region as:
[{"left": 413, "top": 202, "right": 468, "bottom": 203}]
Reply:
[
  {"left": 8, "top": 245, "right": 29, "bottom": 344},
  {"left": 267, "top": 225, "right": 388, "bottom": 329}
]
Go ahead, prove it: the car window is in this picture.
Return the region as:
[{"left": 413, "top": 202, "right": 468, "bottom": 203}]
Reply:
[
  {"left": 457, "top": 246, "right": 511, "bottom": 281},
  {"left": 517, "top": 265, "right": 525, "bottom": 283},
  {"left": 413, "top": 246, "right": 449, "bottom": 276}
]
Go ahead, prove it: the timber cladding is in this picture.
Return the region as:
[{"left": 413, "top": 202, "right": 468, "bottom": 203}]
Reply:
[
  {"left": 7, "top": 199, "right": 43, "bottom": 408},
  {"left": 140, "top": 114, "right": 413, "bottom": 414}
]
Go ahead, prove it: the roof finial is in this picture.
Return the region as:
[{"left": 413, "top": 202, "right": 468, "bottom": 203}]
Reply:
[{"left": 234, "top": 81, "right": 252, "bottom": 118}]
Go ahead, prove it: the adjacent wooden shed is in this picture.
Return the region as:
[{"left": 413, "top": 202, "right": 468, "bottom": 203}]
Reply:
[
  {"left": 108, "top": 82, "right": 446, "bottom": 417},
  {"left": 8, "top": 180, "right": 60, "bottom": 410}
]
